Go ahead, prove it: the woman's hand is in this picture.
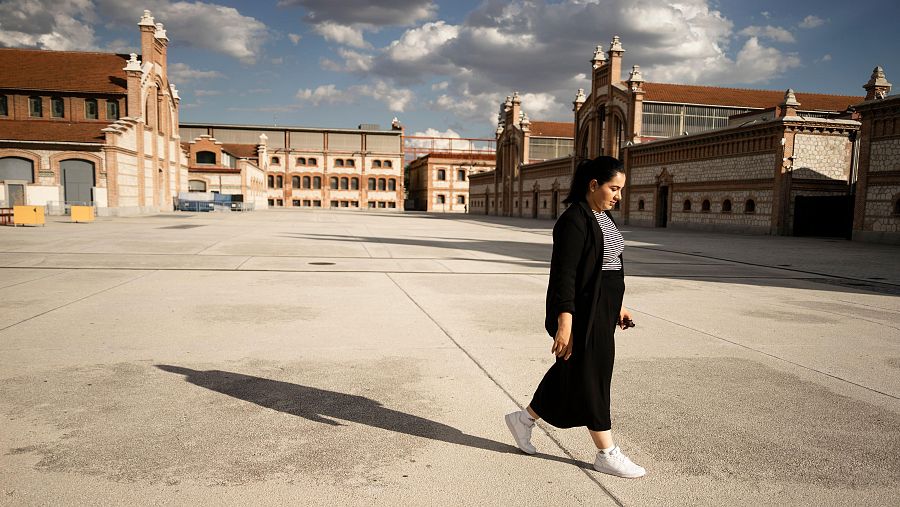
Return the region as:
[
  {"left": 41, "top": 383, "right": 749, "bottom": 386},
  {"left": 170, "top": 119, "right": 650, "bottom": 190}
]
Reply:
[
  {"left": 618, "top": 307, "right": 633, "bottom": 330},
  {"left": 552, "top": 312, "right": 574, "bottom": 360}
]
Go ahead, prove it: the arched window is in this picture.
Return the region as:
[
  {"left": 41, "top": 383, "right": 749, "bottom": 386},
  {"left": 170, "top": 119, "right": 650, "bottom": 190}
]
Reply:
[
  {"left": 196, "top": 151, "right": 216, "bottom": 165},
  {"left": 335, "top": 159, "right": 344, "bottom": 167},
  {"left": 368, "top": 178, "right": 376, "bottom": 190},
  {"left": 313, "top": 176, "right": 322, "bottom": 189},
  {"left": 0, "top": 95, "right": 8, "bottom": 116},
  {"left": 85, "top": 98, "right": 98, "bottom": 119},
  {"left": 297, "top": 157, "right": 306, "bottom": 165},
  {"left": 302, "top": 176, "right": 311, "bottom": 189},
  {"left": 276, "top": 175, "right": 283, "bottom": 188},
  {"left": 458, "top": 169, "right": 466, "bottom": 181},
  {"left": 51, "top": 97, "right": 64, "bottom": 118},
  {"left": 267, "top": 175, "right": 274, "bottom": 188},
  {"left": 373, "top": 160, "right": 382, "bottom": 168},
  {"left": 346, "top": 159, "right": 355, "bottom": 167},
  {"left": 0, "top": 157, "right": 36, "bottom": 183},
  {"left": 330, "top": 177, "right": 339, "bottom": 189},
  {"left": 106, "top": 100, "right": 119, "bottom": 120},
  {"left": 701, "top": 199, "right": 711, "bottom": 212},
  {"left": 683, "top": 199, "right": 692, "bottom": 211},
  {"left": 340, "top": 177, "right": 349, "bottom": 190},
  {"left": 378, "top": 178, "right": 386, "bottom": 191},
  {"left": 292, "top": 176, "right": 300, "bottom": 188},
  {"left": 271, "top": 156, "right": 280, "bottom": 165},
  {"left": 722, "top": 199, "right": 732, "bottom": 213},
  {"left": 308, "top": 157, "right": 317, "bottom": 166},
  {"left": 188, "top": 179, "right": 206, "bottom": 192},
  {"left": 893, "top": 196, "right": 900, "bottom": 215},
  {"left": 437, "top": 169, "right": 446, "bottom": 181},
  {"left": 351, "top": 177, "right": 359, "bottom": 190},
  {"left": 745, "top": 199, "right": 756, "bottom": 214},
  {"left": 388, "top": 179, "right": 396, "bottom": 191},
  {"left": 384, "top": 160, "right": 392, "bottom": 168},
  {"left": 638, "top": 199, "right": 645, "bottom": 210},
  {"left": 29, "top": 96, "right": 43, "bottom": 117}
]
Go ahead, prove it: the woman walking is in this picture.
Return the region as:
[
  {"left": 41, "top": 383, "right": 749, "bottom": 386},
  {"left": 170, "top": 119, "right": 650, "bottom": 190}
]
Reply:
[{"left": 505, "top": 156, "right": 645, "bottom": 478}]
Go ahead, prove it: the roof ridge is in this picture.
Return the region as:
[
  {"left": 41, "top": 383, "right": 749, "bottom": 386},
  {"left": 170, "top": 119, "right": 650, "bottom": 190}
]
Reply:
[
  {"left": 0, "top": 47, "right": 130, "bottom": 57},
  {"left": 644, "top": 81, "right": 863, "bottom": 98}
]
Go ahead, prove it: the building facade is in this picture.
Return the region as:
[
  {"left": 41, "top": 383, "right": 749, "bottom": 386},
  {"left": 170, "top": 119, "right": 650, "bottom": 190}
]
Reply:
[
  {"left": 180, "top": 122, "right": 405, "bottom": 210},
  {"left": 183, "top": 134, "right": 267, "bottom": 209},
  {"left": 0, "top": 10, "right": 187, "bottom": 215},
  {"left": 406, "top": 152, "right": 494, "bottom": 212},
  {"left": 852, "top": 67, "right": 899, "bottom": 244}
]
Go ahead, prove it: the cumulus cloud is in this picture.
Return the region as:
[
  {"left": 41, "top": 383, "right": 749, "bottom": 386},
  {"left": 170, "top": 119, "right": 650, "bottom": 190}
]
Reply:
[
  {"left": 312, "top": 21, "right": 371, "bottom": 49},
  {"left": 193, "top": 89, "right": 222, "bottom": 96},
  {"left": 288, "top": 33, "right": 302, "bottom": 45},
  {"left": 798, "top": 15, "right": 826, "bottom": 29},
  {"left": 408, "top": 128, "right": 473, "bottom": 150},
  {"left": 321, "top": 48, "right": 373, "bottom": 72},
  {"left": 738, "top": 25, "right": 795, "bottom": 43},
  {"left": 169, "top": 62, "right": 224, "bottom": 81},
  {"left": 0, "top": 0, "right": 97, "bottom": 50},
  {"left": 817, "top": 54, "right": 832, "bottom": 63},
  {"left": 278, "top": 0, "right": 436, "bottom": 27},
  {"left": 92, "top": 0, "right": 268, "bottom": 63},
  {"left": 296, "top": 84, "right": 350, "bottom": 105},
  {"left": 296, "top": 81, "right": 414, "bottom": 112}
]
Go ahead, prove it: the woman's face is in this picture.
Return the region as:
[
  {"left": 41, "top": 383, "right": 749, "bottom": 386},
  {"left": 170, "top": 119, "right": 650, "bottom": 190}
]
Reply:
[{"left": 587, "top": 172, "right": 626, "bottom": 211}]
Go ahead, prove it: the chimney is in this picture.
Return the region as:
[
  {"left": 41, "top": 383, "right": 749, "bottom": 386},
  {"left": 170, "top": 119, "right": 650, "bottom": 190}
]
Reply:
[
  {"left": 258, "top": 133, "right": 269, "bottom": 170},
  {"left": 138, "top": 10, "right": 156, "bottom": 65},
  {"left": 511, "top": 91, "right": 521, "bottom": 128},
  {"left": 123, "top": 53, "right": 143, "bottom": 120},
  {"left": 607, "top": 35, "right": 625, "bottom": 84},
  {"left": 863, "top": 66, "right": 892, "bottom": 100},
  {"left": 154, "top": 22, "right": 169, "bottom": 78},
  {"left": 779, "top": 89, "right": 801, "bottom": 117},
  {"left": 591, "top": 44, "right": 607, "bottom": 70},
  {"left": 573, "top": 88, "right": 586, "bottom": 112}
]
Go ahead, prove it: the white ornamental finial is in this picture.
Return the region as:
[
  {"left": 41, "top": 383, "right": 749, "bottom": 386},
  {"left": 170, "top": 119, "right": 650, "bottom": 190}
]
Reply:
[
  {"left": 782, "top": 88, "right": 800, "bottom": 107},
  {"left": 574, "top": 88, "right": 586, "bottom": 103},
  {"left": 124, "top": 53, "right": 142, "bottom": 72},
  {"left": 512, "top": 90, "right": 521, "bottom": 103},
  {"left": 170, "top": 84, "right": 180, "bottom": 100},
  {"left": 519, "top": 111, "right": 530, "bottom": 127},
  {"left": 139, "top": 10, "right": 155, "bottom": 27},
  {"left": 609, "top": 35, "right": 624, "bottom": 52},
  {"left": 592, "top": 44, "right": 606, "bottom": 68},
  {"left": 628, "top": 65, "right": 644, "bottom": 83},
  {"left": 154, "top": 23, "right": 168, "bottom": 40},
  {"left": 391, "top": 116, "right": 402, "bottom": 129}
]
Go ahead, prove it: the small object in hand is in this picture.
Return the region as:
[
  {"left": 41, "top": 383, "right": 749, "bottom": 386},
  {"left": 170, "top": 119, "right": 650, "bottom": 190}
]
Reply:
[{"left": 622, "top": 318, "right": 635, "bottom": 329}]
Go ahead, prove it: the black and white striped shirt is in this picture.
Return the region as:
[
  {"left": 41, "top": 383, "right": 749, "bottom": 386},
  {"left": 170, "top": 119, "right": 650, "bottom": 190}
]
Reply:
[{"left": 592, "top": 210, "right": 624, "bottom": 270}]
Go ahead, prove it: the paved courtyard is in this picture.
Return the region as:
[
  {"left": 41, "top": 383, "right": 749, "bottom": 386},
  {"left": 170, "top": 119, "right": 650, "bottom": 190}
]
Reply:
[{"left": 1, "top": 209, "right": 898, "bottom": 506}]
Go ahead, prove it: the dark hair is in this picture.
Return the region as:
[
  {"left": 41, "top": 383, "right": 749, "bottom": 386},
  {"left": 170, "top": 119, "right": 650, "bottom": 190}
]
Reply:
[{"left": 563, "top": 156, "right": 624, "bottom": 204}]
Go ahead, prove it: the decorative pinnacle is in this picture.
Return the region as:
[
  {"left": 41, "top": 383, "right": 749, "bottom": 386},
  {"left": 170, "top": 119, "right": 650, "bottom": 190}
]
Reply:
[
  {"left": 123, "top": 53, "right": 142, "bottom": 72},
  {"left": 154, "top": 22, "right": 168, "bottom": 40},
  {"left": 519, "top": 111, "right": 531, "bottom": 128},
  {"left": 170, "top": 84, "right": 180, "bottom": 100},
  {"left": 138, "top": 10, "right": 155, "bottom": 27},
  {"left": 628, "top": 65, "right": 644, "bottom": 83},
  {"left": 609, "top": 35, "right": 624, "bottom": 52},
  {"left": 512, "top": 91, "right": 521, "bottom": 103},
  {"left": 504, "top": 95, "right": 512, "bottom": 108},
  {"left": 574, "top": 88, "right": 586, "bottom": 103},
  {"left": 592, "top": 44, "right": 607, "bottom": 68},
  {"left": 781, "top": 88, "right": 800, "bottom": 107},
  {"left": 866, "top": 66, "right": 892, "bottom": 87},
  {"left": 391, "top": 116, "right": 402, "bottom": 129}
]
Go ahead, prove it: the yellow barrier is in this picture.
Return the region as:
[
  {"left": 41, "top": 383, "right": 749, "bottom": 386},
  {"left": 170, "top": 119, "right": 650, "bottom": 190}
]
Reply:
[
  {"left": 13, "top": 206, "right": 45, "bottom": 226},
  {"left": 71, "top": 206, "right": 95, "bottom": 223}
]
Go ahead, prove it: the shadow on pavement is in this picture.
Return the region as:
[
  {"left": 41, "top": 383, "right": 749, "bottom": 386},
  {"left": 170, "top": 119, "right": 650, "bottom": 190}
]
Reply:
[{"left": 156, "top": 365, "right": 594, "bottom": 470}]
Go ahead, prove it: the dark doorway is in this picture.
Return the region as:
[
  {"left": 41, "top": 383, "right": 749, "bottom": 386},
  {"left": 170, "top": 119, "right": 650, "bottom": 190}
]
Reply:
[
  {"left": 551, "top": 190, "right": 559, "bottom": 219},
  {"left": 61, "top": 159, "right": 95, "bottom": 205},
  {"left": 656, "top": 185, "right": 669, "bottom": 227},
  {"left": 532, "top": 191, "right": 539, "bottom": 218},
  {"left": 793, "top": 195, "right": 853, "bottom": 238}
]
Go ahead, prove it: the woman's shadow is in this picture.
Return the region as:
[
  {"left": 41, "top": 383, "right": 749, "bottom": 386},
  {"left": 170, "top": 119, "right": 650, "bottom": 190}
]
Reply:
[{"left": 156, "top": 365, "right": 591, "bottom": 468}]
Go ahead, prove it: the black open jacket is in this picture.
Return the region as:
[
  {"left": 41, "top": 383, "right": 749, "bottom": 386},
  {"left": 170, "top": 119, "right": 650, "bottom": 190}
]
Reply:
[{"left": 544, "top": 201, "right": 624, "bottom": 342}]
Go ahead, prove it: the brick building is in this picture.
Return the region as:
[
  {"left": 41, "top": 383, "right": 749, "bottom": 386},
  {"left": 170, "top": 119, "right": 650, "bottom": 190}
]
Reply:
[
  {"left": 852, "top": 67, "right": 899, "bottom": 244},
  {"left": 406, "top": 152, "right": 494, "bottom": 212},
  {"left": 0, "top": 10, "right": 187, "bottom": 215},
  {"left": 183, "top": 134, "right": 267, "bottom": 209},
  {"left": 471, "top": 36, "right": 879, "bottom": 239},
  {"left": 180, "top": 121, "right": 404, "bottom": 210}
]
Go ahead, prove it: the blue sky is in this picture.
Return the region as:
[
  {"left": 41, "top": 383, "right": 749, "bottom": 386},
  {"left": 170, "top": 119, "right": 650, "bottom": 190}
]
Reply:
[{"left": 2, "top": 0, "right": 898, "bottom": 139}]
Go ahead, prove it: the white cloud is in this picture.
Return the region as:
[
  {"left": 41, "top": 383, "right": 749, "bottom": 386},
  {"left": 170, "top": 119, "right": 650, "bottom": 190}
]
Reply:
[
  {"left": 408, "top": 128, "right": 473, "bottom": 150},
  {"left": 431, "top": 81, "right": 449, "bottom": 91},
  {"left": 817, "top": 54, "right": 832, "bottom": 63},
  {"left": 193, "top": 89, "right": 222, "bottom": 96},
  {"left": 0, "top": 0, "right": 97, "bottom": 50},
  {"left": 761, "top": 11, "right": 771, "bottom": 19},
  {"left": 312, "top": 21, "right": 370, "bottom": 49},
  {"left": 277, "top": 0, "right": 436, "bottom": 27},
  {"left": 322, "top": 48, "right": 374, "bottom": 72},
  {"left": 169, "top": 62, "right": 224, "bottom": 81},
  {"left": 738, "top": 25, "right": 795, "bottom": 43},
  {"left": 385, "top": 21, "right": 458, "bottom": 61},
  {"left": 288, "top": 33, "right": 302, "bottom": 45},
  {"left": 295, "top": 81, "right": 414, "bottom": 112},
  {"left": 296, "top": 84, "right": 350, "bottom": 105},
  {"left": 798, "top": 15, "right": 826, "bottom": 29}
]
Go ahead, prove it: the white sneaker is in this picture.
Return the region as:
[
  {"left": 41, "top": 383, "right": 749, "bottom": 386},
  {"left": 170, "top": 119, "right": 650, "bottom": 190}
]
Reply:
[
  {"left": 504, "top": 411, "right": 537, "bottom": 455},
  {"left": 593, "top": 446, "right": 646, "bottom": 478}
]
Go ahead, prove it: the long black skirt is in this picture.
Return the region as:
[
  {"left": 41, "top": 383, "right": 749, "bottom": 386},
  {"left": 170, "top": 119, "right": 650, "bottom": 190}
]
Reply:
[{"left": 529, "top": 270, "right": 625, "bottom": 432}]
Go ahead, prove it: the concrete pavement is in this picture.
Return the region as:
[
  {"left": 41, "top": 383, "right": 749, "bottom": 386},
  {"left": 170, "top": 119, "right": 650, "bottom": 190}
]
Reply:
[{"left": 1, "top": 209, "right": 898, "bottom": 506}]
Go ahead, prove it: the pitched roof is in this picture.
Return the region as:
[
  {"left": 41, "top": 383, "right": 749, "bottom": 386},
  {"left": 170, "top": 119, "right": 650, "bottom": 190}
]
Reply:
[
  {"left": 529, "top": 121, "right": 574, "bottom": 138},
  {"left": 416, "top": 152, "right": 496, "bottom": 162},
  {"left": 0, "top": 120, "right": 106, "bottom": 144},
  {"left": 0, "top": 48, "right": 129, "bottom": 94},
  {"left": 221, "top": 143, "right": 259, "bottom": 159},
  {"left": 641, "top": 82, "right": 863, "bottom": 112}
]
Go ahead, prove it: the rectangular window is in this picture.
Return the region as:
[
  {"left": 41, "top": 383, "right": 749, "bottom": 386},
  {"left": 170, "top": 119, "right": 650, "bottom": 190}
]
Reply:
[
  {"left": 107, "top": 100, "right": 119, "bottom": 120},
  {"left": 351, "top": 201, "right": 358, "bottom": 207},
  {"left": 0, "top": 95, "right": 7, "bottom": 116},
  {"left": 29, "top": 96, "right": 43, "bottom": 117},
  {"left": 268, "top": 199, "right": 274, "bottom": 206},
  {"left": 276, "top": 199, "right": 283, "bottom": 206},
  {"left": 85, "top": 99, "right": 98, "bottom": 119},
  {"left": 388, "top": 202, "right": 396, "bottom": 208},
  {"left": 313, "top": 200, "right": 321, "bottom": 207},
  {"left": 330, "top": 200, "right": 338, "bottom": 208},
  {"left": 378, "top": 202, "right": 386, "bottom": 208},
  {"left": 368, "top": 202, "right": 376, "bottom": 208},
  {"left": 51, "top": 97, "right": 64, "bottom": 118},
  {"left": 292, "top": 200, "right": 301, "bottom": 207},
  {"left": 303, "top": 199, "right": 311, "bottom": 206},
  {"left": 340, "top": 201, "right": 349, "bottom": 207}
]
